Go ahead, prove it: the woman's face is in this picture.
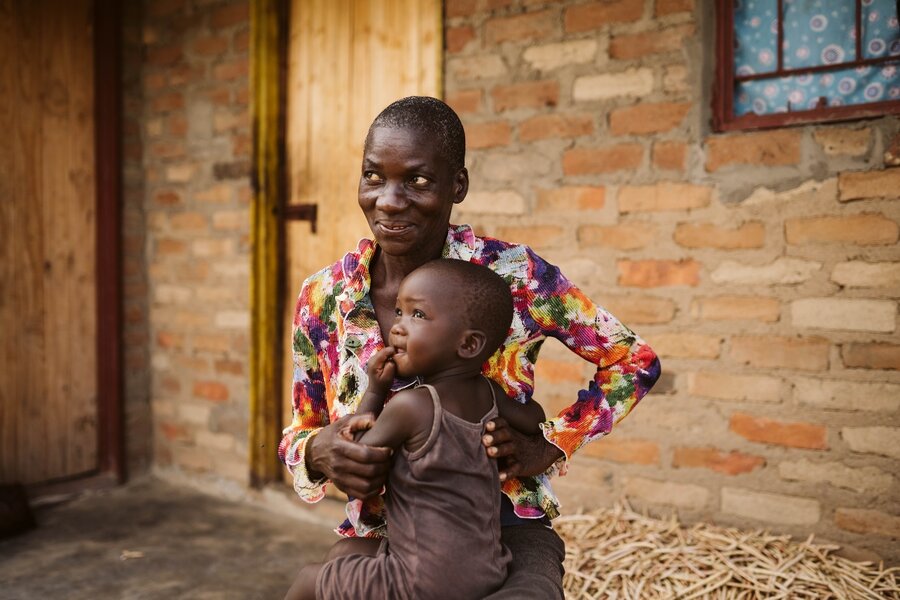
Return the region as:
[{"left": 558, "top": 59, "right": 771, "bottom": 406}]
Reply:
[{"left": 358, "top": 126, "right": 467, "bottom": 260}]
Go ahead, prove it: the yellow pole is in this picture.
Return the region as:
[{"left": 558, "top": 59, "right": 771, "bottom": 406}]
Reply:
[{"left": 249, "top": 0, "right": 285, "bottom": 487}]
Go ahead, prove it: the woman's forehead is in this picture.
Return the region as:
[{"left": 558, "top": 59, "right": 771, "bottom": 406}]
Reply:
[{"left": 365, "top": 126, "right": 443, "bottom": 163}]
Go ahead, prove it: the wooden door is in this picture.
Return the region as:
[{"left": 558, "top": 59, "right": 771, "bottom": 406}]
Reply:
[
  {"left": 282, "top": 0, "right": 442, "bottom": 457},
  {"left": 0, "top": 0, "right": 99, "bottom": 485}
]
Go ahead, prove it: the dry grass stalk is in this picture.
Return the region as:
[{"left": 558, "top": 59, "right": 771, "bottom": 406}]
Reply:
[{"left": 556, "top": 503, "right": 899, "bottom": 599}]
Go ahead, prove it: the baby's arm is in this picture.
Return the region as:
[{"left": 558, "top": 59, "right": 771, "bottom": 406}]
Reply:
[
  {"left": 355, "top": 388, "right": 433, "bottom": 452},
  {"left": 356, "top": 347, "right": 396, "bottom": 418},
  {"left": 494, "top": 384, "right": 546, "bottom": 435}
]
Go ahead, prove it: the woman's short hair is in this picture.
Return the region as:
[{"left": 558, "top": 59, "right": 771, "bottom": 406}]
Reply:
[{"left": 367, "top": 96, "right": 466, "bottom": 173}]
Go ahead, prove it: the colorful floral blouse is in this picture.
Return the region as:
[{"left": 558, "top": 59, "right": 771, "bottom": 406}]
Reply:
[{"left": 278, "top": 224, "right": 661, "bottom": 537}]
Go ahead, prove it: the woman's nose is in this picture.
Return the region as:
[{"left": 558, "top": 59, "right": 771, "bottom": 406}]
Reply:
[{"left": 377, "top": 182, "right": 408, "bottom": 213}]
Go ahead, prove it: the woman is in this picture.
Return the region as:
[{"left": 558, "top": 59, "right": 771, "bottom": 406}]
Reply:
[{"left": 279, "top": 97, "right": 661, "bottom": 598}]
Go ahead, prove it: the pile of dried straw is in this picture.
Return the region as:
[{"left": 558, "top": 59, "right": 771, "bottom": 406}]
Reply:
[{"left": 556, "top": 503, "right": 899, "bottom": 599}]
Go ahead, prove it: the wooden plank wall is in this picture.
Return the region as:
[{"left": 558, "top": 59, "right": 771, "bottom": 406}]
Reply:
[
  {"left": 281, "top": 0, "right": 441, "bottom": 477},
  {"left": 0, "top": 0, "right": 98, "bottom": 485}
]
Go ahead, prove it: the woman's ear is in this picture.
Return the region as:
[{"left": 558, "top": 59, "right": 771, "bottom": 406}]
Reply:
[
  {"left": 458, "top": 329, "right": 486, "bottom": 359},
  {"left": 452, "top": 167, "right": 469, "bottom": 205}
]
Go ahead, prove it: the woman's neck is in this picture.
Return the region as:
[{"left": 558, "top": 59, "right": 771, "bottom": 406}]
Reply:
[{"left": 371, "top": 243, "right": 444, "bottom": 291}]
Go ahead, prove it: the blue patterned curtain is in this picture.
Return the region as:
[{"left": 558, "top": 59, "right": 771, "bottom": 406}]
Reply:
[{"left": 733, "top": 0, "right": 900, "bottom": 116}]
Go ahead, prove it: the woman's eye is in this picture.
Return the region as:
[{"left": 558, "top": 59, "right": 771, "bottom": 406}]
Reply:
[
  {"left": 365, "top": 171, "right": 383, "bottom": 182},
  {"left": 412, "top": 309, "right": 425, "bottom": 319},
  {"left": 409, "top": 175, "right": 428, "bottom": 186}
]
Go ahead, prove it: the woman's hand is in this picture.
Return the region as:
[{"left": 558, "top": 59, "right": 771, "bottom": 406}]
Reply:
[
  {"left": 482, "top": 417, "right": 564, "bottom": 482},
  {"left": 305, "top": 414, "right": 392, "bottom": 499},
  {"left": 366, "top": 347, "right": 396, "bottom": 397}
]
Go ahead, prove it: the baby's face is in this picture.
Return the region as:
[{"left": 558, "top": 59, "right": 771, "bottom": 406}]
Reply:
[{"left": 388, "top": 268, "right": 464, "bottom": 378}]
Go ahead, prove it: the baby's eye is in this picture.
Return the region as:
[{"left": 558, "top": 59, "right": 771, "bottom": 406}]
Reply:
[
  {"left": 364, "top": 171, "right": 384, "bottom": 183},
  {"left": 412, "top": 309, "right": 426, "bottom": 319},
  {"left": 394, "top": 307, "right": 402, "bottom": 316}
]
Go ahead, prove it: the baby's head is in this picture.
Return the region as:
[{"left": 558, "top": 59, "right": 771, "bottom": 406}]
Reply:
[{"left": 389, "top": 259, "right": 513, "bottom": 377}]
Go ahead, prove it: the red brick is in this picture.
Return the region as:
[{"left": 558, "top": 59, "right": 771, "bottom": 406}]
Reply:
[
  {"left": 232, "top": 133, "right": 251, "bottom": 157},
  {"left": 579, "top": 224, "right": 658, "bottom": 250},
  {"left": 731, "top": 335, "right": 830, "bottom": 371},
  {"left": 656, "top": 0, "right": 694, "bottom": 16},
  {"left": 674, "top": 221, "right": 765, "bottom": 249},
  {"left": 167, "top": 64, "right": 203, "bottom": 87},
  {"left": 494, "top": 225, "right": 563, "bottom": 249},
  {"left": 785, "top": 213, "right": 898, "bottom": 246},
  {"left": 597, "top": 295, "right": 676, "bottom": 324},
  {"left": 520, "top": 113, "right": 594, "bottom": 142},
  {"left": 210, "top": 1, "right": 248, "bottom": 30},
  {"left": 486, "top": 10, "right": 556, "bottom": 45},
  {"left": 168, "top": 115, "right": 188, "bottom": 137},
  {"left": 156, "top": 238, "right": 187, "bottom": 256},
  {"left": 144, "top": 72, "right": 167, "bottom": 91},
  {"left": 536, "top": 358, "right": 584, "bottom": 384},
  {"left": 447, "top": 89, "right": 481, "bottom": 114},
  {"left": 610, "top": 24, "right": 694, "bottom": 59},
  {"left": 234, "top": 29, "right": 249, "bottom": 52},
  {"left": 214, "top": 58, "right": 249, "bottom": 81},
  {"left": 146, "top": 43, "right": 183, "bottom": 66},
  {"left": 582, "top": 439, "right": 660, "bottom": 465},
  {"left": 445, "top": 0, "right": 477, "bottom": 18},
  {"left": 215, "top": 359, "right": 244, "bottom": 376},
  {"left": 652, "top": 141, "right": 687, "bottom": 171},
  {"left": 193, "top": 35, "right": 228, "bottom": 56},
  {"left": 564, "top": 0, "right": 643, "bottom": 33},
  {"left": 193, "top": 381, "right": 229, "bottom": 402},
  {"left": 706, "top": 130, "right": 802, "bottom": 171},
  {"left": 149, "top": 141, "right": 185, "bottom": 160},
  {"left": 446, "top": 26, "right": 476, "bottom": 53},
  {"left": 146, "top": 0, "right": 186, "bottom": 18},
  {"left": 842, "top": 343, "right": 900, "bottom": 370},
  {"left": 618, "top": 259, "right": 700, "bottom": 287},
  {"left": 491, "top": 80, "right": 559, "bottom": 112},
  {"left": 537, "top": 186, "right": 605, "bottom": 211},
  {"left": 152, "top": 92, "right": 184, "bottom": 113},
  {"left": 156, "top": 331, "right": 184, "bottom": 349},
  {"left": 673, "top": 447, "right": 765, "bottom": 475},
  {"left": 618, "top": 183, "right": 712, "bottom": 212},
  {"left": 160, "top": 421, "right": 191, "bottom": 442},
  {"left": 835, "top": 509, "right": 900, "bottom": 537},
  {"left": 730, "top": 413, "right": 828, "bottom": 450},
  {"left": 692, "top": 296, "right": 780, "bottom": 322},
  {"left": 467, "top": 121, "right": 512, "bottom": 149},
  {"left": 563, "top": 144, "right": 643, "bottom": 175},
  {"left": 610, "top": 102, "right": 691, "bottom": 136},
  {"left": 154, "top": 190, "right": 182, "bottom": 206},
  {"left": 170, "top": 211, "right": 207, "bottom": 231}
]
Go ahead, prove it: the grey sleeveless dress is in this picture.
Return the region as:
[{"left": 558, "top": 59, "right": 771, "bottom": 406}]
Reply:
[{"left": 316, "top": 381, "right": 511, "bottom": 599}]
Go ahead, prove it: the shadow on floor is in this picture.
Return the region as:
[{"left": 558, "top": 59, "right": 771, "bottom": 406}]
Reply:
[{"left": 0, "top": 477, "right": 335, "bottom": 599}]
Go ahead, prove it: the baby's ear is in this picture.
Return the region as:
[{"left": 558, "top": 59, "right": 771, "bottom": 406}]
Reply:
[{"left": 458, "top": 329, "right": 486, "bottom": 360}]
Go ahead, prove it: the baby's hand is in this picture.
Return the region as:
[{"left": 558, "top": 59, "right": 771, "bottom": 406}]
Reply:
[{"left": 366, "top": 347, "right": 396, "bottom": 395}]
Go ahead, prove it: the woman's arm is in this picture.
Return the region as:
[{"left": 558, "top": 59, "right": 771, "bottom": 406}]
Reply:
[
  {"left": 527, "top": 248, "right": 661, "bottom": 460},
  {"left": 278, "top": 279, "right": 391, "bottom": 501},
  {"left": 494, "top": 387, "right": 545, "bottom": 435}
]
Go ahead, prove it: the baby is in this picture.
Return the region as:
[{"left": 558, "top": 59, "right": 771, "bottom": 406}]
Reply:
[{"left": 288, "top": 259, "right": 546, "bottom": 600}]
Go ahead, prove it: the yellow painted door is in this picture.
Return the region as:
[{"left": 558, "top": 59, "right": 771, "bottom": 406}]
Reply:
[
  {"left": 0, "top": 0, "right": 98, "bottom": 485},
  {"left": 282, "top": 0, "right": 442, "bottom": 476}
]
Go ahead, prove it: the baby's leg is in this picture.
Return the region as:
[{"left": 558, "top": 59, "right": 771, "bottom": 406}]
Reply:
[
  {"left": 325, "top": 537, "right": 381, "bottom": 561},
  {"left": 283, "top": 563, "right": 321, "bottom": 600},
  {"left": 283, "top": 538, "right": 380, "bottom": 600}
]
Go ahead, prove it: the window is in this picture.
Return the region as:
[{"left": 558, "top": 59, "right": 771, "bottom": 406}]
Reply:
[{"left": 713, "top": 0, "right": 900, "bottom": 131}]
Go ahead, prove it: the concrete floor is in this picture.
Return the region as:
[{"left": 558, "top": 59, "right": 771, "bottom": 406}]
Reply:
[{"left": 0, "top": 478, "right": 336, "bottom": 600}]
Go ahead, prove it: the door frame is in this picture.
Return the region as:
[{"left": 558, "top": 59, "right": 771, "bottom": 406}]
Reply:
[{"left": 29, "top": 0, "right": 124, "bottom": 497}]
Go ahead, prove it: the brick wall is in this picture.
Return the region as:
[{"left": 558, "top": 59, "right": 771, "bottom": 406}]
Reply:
[
  {"left": 135, "top": 0, "right": 252, "bottom": 485},
  {"left": 445, "top": 0, "right": 899, "bottom": 561},
  {"left": 122, "top": 2, "right": 153, "bottom": 475},
  {"left": 124, "top": 0, "right": 898, "bottom": 563}
]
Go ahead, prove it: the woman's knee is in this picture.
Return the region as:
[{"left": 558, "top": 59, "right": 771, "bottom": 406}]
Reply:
[{"left": 325, "top": 536, "right": 381, "bottom": 561}]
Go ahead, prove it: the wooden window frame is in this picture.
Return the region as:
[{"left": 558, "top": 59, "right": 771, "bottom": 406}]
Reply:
[{"left": 712, "top": 0, "right": 900, "bottom": 132}]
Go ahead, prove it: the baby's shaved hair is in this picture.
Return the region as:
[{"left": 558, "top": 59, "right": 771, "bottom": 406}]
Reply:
[
  {"left": 367, "top": 96, "right": 466, "bottom": 173},
  {"left": 417, "top": 259, "right": 513, "bottom": 359}
]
